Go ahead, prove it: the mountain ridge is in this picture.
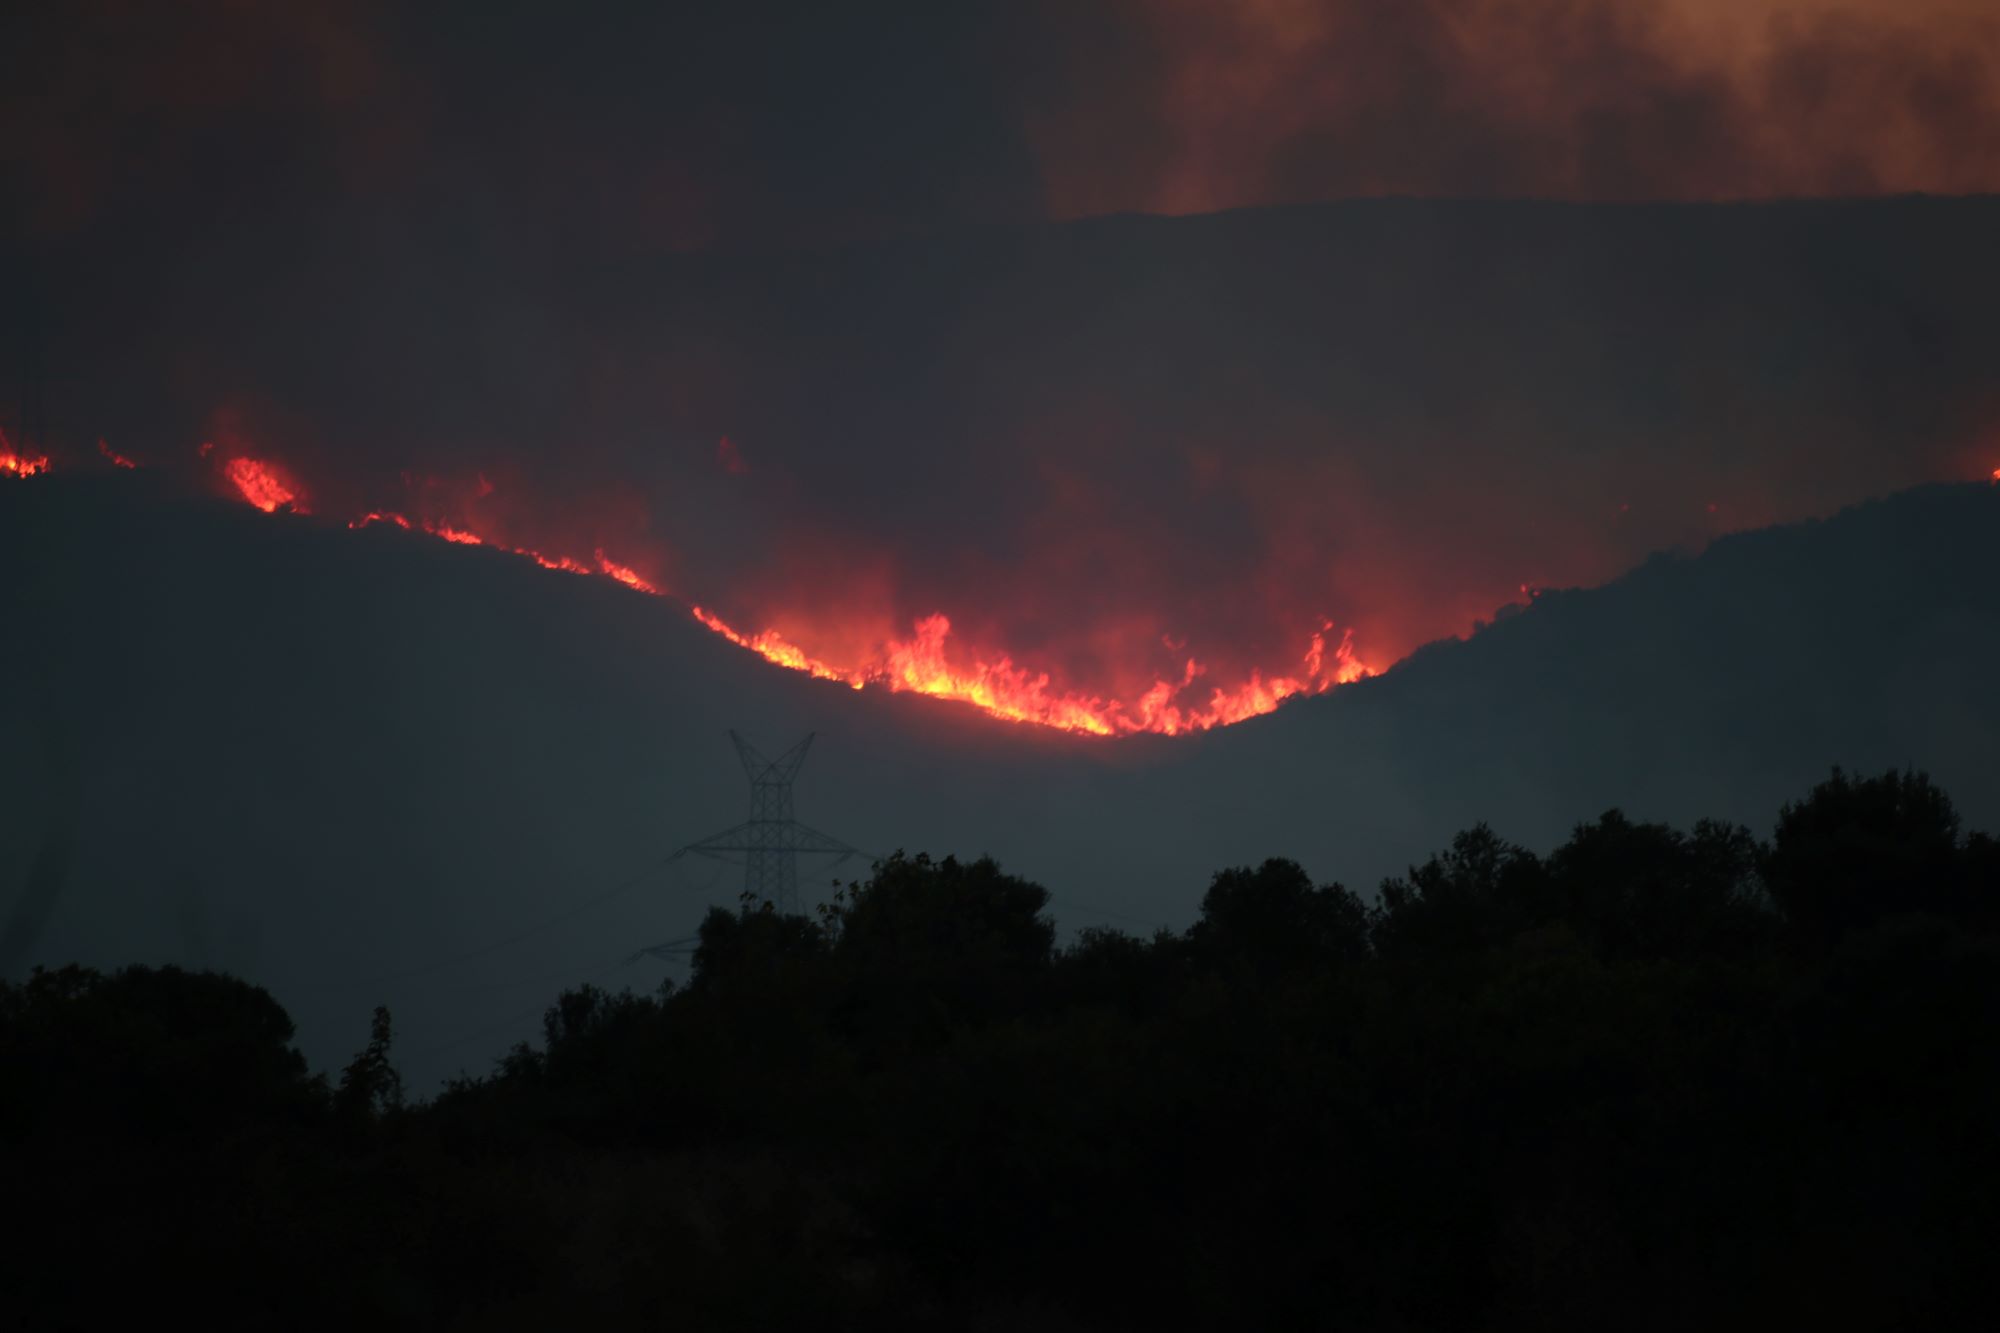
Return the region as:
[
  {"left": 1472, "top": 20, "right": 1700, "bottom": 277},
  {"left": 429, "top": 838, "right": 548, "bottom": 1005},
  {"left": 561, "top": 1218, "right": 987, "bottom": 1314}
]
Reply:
[{"left": 2, "top": 473, "right": 1995, "bottom": 1084}]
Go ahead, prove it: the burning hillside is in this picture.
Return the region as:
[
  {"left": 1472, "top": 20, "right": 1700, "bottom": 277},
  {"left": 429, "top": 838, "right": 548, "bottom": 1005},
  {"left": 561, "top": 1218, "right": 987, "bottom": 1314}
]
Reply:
[
  {"left": 10, "top": 198, "right": 1999, "bottom": 740},
  {"left": 1, "top": 430, "right": 49, "bottom": 478},
  {"left": 3, "top": 436, "right": 1372, "bottom": 736},
  {"left": 9, "top": 378, "right": 1997, "bottom": 739}
]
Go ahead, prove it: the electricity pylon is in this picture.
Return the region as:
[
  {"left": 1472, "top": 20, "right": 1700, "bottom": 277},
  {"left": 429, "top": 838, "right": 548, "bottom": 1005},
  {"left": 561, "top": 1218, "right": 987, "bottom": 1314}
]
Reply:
[
  {"left": 695, "top": 732, "right": 864, "bottom": 913},
  {"left": 632, "top": 732, "right": 866, "bottom": 964}
]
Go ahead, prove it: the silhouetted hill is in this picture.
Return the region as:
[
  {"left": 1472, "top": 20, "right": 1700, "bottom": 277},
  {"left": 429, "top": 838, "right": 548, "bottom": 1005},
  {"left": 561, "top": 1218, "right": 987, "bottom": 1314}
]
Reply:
[
  {"left": 2, "top": 473, "right": 1996, "bottom": 1086},
  {"left": 1165, "top": 479, "right": 2000, "bottom": 879}
]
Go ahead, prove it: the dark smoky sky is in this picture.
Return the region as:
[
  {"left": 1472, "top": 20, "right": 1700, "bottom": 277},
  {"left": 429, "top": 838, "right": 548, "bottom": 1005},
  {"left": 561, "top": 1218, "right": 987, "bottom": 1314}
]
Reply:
[
  {"left": 1025, "top": 0, "right": 2000, "bottom": 215},
  {"left": 5, "top": 0, "right": 2000, "bottom": 697},
  {"left": 9, "top": 1, "right": 2000, "bottom": 248}
]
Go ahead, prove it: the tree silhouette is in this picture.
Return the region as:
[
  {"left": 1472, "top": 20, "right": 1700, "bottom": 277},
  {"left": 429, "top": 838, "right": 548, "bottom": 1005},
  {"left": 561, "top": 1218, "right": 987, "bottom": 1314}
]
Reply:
[
  {"left": 1371, "top": 824, "right": 1548, "bottom": 956},
  {"left": 12, "top": 771, "right": 2000, "bottom": 1330},
  {"left": 827, "top": 852, "right": 1054, "bottom": 1041},
  {"left": 2, "top": 963, "right": 321, "bottom": 1143},
  {"left": 1190, "top": 857, "right": 1369, "bottom": 970},
  {"left": 831, "top": 852, "right": 1054, "bottom": 975},
  {"left": 1765, "top": 767, "right": 1965, "bottom": 937},
  {"left": 334, "top": 1004, "right": 404, "bottom": 1123},
  {"left": 690, "top": 900, "right": 829, "bottom": 997},
  {"left": 1546, "top": 811, "right": 1771, "bottom": 958}
]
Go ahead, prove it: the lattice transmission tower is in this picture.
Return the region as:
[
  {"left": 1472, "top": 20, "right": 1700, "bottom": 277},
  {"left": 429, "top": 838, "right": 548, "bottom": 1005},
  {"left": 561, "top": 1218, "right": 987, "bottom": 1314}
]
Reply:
[{"left": 681, "top": 732, "right": 865, "bottom": 915}]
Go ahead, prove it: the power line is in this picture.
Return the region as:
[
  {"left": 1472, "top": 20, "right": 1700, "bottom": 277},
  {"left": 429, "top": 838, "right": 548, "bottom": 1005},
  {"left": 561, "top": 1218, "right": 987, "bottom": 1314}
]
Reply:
[
  {"left": 294, "top": 847, "right": 690, "bottom": 994},
  {"left": 425, "top": 956, "right": 656, "bottom": 996},
  {"left": 378, "top": 849, "right": 682, "bottom": 980},
  {"left": 414, "top": 955, "right": 634, "bottom": 1062}
]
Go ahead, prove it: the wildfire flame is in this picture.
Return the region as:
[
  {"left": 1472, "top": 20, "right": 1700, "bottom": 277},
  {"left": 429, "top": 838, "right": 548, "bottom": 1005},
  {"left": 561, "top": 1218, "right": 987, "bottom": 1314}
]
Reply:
[
  {"left": 595, "top": 552, "right": 661, "bottom": 595},
  {"left": 690, "top": 606, "right": 1368, "bottom": 735},
  {"left": 1, "top": 428, "right": 50, "bottom": 478},
  {"left": 692, "top": 607, "right": 862, "bottom": 688},
  {"left": 98, "top": 439, "right": 138, "bottom": 469},
  {"left": 219, "top": 454, "right": 306, "bottom": 513},
  {"left": 348, "top": 511, "right": 656, "bottom": 589},
  {"left": 13, "top": 439, "right": 1377, "bottom": 736}
]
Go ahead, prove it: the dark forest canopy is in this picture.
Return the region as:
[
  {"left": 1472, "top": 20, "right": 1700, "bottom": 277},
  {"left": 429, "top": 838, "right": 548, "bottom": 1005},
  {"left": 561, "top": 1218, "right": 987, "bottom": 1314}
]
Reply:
[{"left": 6, "top": 768, "right": 1999, "bottom": 1330}]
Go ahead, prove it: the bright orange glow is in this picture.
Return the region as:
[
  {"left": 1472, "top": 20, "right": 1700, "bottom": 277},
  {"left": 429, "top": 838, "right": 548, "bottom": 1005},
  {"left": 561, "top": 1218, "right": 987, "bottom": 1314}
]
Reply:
[
  {"left": 596, "top": 551, "right": 661, "bottom": 595},
  {"left": 689, "top": 606, "right": 1370, "bottom": 734},
  {"left": 691, "top": 607, "right": 862, "bottom": 687},
  {"left": 98, "top": 439, "right": 138, "bottom": 469},
  {"left": 531, "top": 552, "right": 594, "bottom": 575},
  {"left": 344, "top": 488, "right": 678, "bottom": 605},
  {"left": 28, "top": 443, "right": 1379, "bottom": 737},
  {"left": 1, "top": 429, "right": 49, "bottom": 478},
  {"left": 1032, "top": 0, "right": 2000, "bottom": 219},
  {"left": 219, "top": 455, "right": 305, "bottom": 513},
  {"left": 349, "top": 508, "right": 635, "bottom": 582}
]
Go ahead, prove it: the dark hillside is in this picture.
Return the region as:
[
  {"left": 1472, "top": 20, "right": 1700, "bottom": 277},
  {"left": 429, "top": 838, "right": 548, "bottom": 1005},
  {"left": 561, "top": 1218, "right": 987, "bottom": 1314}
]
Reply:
[{"left": 3, "top": 475, "right": 1997, "bottom": 1089}]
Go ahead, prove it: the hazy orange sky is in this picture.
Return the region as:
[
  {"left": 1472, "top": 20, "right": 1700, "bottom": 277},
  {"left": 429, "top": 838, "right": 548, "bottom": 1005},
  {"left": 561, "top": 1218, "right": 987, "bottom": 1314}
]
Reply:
[
  {"left": 8, "top": 0, "right": 1999, "bottom": 253},
  {"left": 1027, "top": 0, "right": 2000, "bottom": 217}
]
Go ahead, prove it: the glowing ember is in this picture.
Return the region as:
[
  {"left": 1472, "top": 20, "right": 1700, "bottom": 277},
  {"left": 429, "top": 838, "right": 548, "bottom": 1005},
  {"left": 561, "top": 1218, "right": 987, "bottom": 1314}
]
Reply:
[
  {"left": 98, "top": 439, "right": 138, "bottom": 469},
  {"left": 219, "top": 455, "right": 305, "bottom": 513},
  {"left": 1, "top": 429, "right": 49, "bottom": 478}
]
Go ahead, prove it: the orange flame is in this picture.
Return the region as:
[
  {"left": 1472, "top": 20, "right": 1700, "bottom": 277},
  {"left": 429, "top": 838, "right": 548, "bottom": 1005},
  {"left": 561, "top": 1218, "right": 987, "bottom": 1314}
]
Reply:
[
  {"left": 349, "top": 507, "right": 652, "bottom": 588},
  {"left": 596, "top": 551, "right": 661, "bottom": 595},
  {"left": 688, "top": 606, "right": 1370, "bottom": 734},
  {"left": 1, "top": 428, "right": 49, "bottom": 478},
  {"left": 21, "top": 442, "right": 1377, "bottom": 736},
  {"left": 219, "top": 454, "right": 305, "bottom": 513},
  {"left": 691, "top": 607, "right": 861, "bottom": 687},
  {"left": 98, "top": 439, "right": 138, "bottom": 469}
]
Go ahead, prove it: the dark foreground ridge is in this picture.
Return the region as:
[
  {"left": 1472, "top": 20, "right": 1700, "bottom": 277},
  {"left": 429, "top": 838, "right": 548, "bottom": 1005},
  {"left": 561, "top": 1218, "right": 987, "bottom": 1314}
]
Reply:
[{"left": 7, "top": 768, "right": 1999, "bottom": 1331}]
